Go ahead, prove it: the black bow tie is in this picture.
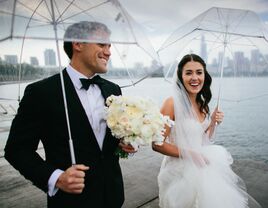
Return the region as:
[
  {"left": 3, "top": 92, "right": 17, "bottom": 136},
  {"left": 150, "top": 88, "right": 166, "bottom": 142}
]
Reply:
[{"left": 80, "top": 75, "right": 103, "bottom": 90}]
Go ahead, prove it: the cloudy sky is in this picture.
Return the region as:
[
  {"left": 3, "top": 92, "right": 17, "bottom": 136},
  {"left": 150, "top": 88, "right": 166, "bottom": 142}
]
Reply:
[
  {"left": 120, "top": 0, "right": 268, "bottom": 29},
  {"left": 1, "top": 0, "right": 268, "bottom": 66},
  {"left": 120, "top": 0, "right": 268, "bottom": 49}
]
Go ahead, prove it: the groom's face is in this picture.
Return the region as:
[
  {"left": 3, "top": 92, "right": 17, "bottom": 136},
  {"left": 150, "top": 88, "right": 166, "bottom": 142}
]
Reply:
[
  {"left": 182, "top": 61, "right": 205, "bottom": 96},
  {"left": 81, "top": 41, "right": 111, "bottom": 74}
]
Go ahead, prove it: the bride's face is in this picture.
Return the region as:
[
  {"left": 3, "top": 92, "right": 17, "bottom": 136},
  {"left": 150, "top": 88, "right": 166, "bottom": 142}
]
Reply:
[{"left": 182, "top": 61, "right": 205, "bottom": 96}]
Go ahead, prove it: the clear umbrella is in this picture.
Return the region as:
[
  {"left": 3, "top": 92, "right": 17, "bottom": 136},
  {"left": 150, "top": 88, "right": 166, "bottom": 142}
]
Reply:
[
  {"left": 0, "top": 0, "right": 162, "bottom": 88},
  {"left": 158, "top": 7, "right": 268, "bottom": 105},
  {"left": 0, "top": 0, "right": 162, "bottom": 164}
]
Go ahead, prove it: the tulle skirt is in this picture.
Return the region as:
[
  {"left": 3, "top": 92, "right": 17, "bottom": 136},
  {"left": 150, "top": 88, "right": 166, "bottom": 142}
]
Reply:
[{"left": 158, "top": 145, "right": 260, "bottom": 208}]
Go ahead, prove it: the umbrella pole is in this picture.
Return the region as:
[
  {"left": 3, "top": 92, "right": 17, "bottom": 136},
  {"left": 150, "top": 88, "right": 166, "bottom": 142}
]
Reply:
[
  {"left": 216, "top": 26, "right": 228, "bottom": 109},
  {"left": 18, "top": 38, "right": 25, "bottom": 102},
  {"left": 212, "top": 26, "right": 228, "bottom": 141},
  {"left": 50, "top": 0, "right": 76, "bottom": 165}
]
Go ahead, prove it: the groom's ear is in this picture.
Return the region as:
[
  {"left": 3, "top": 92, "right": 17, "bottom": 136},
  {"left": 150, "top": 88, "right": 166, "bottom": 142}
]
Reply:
[{"left": 72, "top": 42, "right": 84, "bottom": 52}]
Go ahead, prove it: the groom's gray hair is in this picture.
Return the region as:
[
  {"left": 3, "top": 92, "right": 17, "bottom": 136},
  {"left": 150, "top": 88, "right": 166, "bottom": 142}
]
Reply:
[
  {"left": 63, "top": 21, "right": 111, "bottom": 59},
  {"left": 64, "top": 21, "right": 111, "bottom": 41}
]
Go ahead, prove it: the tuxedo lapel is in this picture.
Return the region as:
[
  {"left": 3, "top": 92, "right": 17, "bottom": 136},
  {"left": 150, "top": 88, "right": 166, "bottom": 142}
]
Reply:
[
  {"left": 97, "top": 79, "right": 110, "bottom": 103},
  {"left": 62, "top": 69, "right": 101, "bottom": 152},
  {"left": 97, "top": 77, "right": 111, "bottom": 152}
]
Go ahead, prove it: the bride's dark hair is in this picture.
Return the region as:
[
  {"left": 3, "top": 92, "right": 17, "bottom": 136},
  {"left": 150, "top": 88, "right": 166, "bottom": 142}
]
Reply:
[{"left": 177, "top": 54, "right": 212, "bottom": 114}]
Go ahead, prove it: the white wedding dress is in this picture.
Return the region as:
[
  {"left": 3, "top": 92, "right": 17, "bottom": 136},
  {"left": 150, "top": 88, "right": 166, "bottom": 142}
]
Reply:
[
  {"left": 158, "top": 77, "right": 262, "bottom": 208},
  {"left": 158, "top": 117, "right": 257, "bottom": 208},
  {"left": 158, "top": 116, "right": 247, "bottom": 208}
]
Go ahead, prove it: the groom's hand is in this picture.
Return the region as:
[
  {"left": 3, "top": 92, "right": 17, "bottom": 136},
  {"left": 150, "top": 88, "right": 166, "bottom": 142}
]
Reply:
[
  {"left": 56, "top": 164, "right": 89, "bottom": 194},
  {"left": 119, "top": 142, "right": 137, "bottom": 154}
]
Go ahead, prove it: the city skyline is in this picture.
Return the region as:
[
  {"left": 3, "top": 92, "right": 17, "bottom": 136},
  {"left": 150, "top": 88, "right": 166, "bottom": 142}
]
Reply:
[
  {"left": 0, "top": 48, "right": 58, "bottom": 67},
  {"left": 2, "top": 30, "right": 268, "bottom": 78},
  {"left": 1, "top": 44, "right": 268, "bottom": 75}
]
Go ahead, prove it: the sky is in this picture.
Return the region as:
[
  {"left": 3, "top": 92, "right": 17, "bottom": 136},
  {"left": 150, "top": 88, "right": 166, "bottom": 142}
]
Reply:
[
  {"left": 1, "top": 0, "right": 268, "bottom": 67},
  {"left": 120, "top": 0, "right": 268, "bottom": 50}
]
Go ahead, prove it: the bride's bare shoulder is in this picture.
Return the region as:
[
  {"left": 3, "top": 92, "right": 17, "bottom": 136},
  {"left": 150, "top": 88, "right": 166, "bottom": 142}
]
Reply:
[
  {"left": 163, "top": 96, "right": 174, "bottom": 106},
  {"left": 161, "top": 97, "right": 174, "bottom": 120}
]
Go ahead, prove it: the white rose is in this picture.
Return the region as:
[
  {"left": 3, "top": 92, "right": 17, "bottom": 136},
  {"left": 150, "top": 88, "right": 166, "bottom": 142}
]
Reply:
[{"left": 140, "top": 124, "right": 154, "bottom": 139}]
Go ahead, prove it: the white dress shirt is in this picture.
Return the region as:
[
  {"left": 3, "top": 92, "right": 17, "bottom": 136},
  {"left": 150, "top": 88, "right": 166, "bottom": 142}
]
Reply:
[{"left": 48, "top": 65, "right": 107, "bottom": 196}]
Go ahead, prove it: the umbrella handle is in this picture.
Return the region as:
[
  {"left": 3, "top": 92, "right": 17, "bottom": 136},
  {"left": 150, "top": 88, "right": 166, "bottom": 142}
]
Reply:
[{"left": 69, "top": 139, "right": 76, "bottom": 165}]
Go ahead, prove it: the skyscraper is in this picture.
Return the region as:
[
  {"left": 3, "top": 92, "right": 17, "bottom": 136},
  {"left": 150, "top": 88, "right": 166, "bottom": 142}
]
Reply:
[
  {"left": 30, "top": 56, "right": 39, "bottom": 66},
  {"left": 251, "top": 49, "right": 260, "bottom": 66},
  {"left": 200, "top": 35, "right": 207, "bottom": 63},
  {"left": 4, "top": 55, "right": 18, "bottom": 65},
  {"left": 44, "top": 49, "right": 56, "bottom": 66}
]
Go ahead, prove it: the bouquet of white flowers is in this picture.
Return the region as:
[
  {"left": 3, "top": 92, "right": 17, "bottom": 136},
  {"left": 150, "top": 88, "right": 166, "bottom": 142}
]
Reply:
[{"left": 105, "top": 95, "right": 173, "bottom": 158}]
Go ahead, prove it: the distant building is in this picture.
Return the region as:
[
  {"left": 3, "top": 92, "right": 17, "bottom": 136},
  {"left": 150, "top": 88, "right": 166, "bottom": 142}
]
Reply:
[
  {"left": 234, "top": 51, "right": 250, "bottom": 75},
  {"left": 44, "top": 49, "right": 56, "bottom": 66},
  {"left": 4, "top": 55, "right": 18, "bottom": 65},
  {"left": 30, "top": 56, "right": 39, "bottom": 66},
  {"left": 200, "top": 35, "right": 207, "bottom": 63},
  {"left": 251, "top": 49, "right": 260, "bottom": 66}
]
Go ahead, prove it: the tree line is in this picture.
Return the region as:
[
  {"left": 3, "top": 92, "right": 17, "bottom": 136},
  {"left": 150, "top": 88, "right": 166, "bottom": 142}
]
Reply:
[{"left": 0, "top": 61, "right": 46, "bottom": 82}]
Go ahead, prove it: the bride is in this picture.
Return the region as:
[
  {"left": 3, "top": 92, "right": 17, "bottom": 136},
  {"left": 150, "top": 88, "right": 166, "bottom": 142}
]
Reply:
[{"left": 152, "top": 54, "right": 262, "bottom": 208}]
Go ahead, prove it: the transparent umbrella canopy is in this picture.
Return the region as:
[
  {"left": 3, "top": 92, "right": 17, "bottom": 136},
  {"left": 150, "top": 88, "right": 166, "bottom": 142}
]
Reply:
[
  {"left": 0, "top": 0, "right": 162, "bottom": 88},
  {"left": 158, "top": 7, "right": 268, "bottom": 104},
  {"left": 0, "top": 0, "right": 162, "bottom": 164}
]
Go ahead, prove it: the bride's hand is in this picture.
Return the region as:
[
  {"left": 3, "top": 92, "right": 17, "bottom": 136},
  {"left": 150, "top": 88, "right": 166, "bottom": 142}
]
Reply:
[{"left": 211, "top": 108, "right": 224, "bottom": 125}]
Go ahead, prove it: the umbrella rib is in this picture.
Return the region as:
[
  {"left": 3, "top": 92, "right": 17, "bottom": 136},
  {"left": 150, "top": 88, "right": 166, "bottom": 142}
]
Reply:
[
  {"left": 196, "top": 28, "right": 265, "bottom": 39},
  {"left": 163, "top": 32, "right": 205, "bottom": 79},
  {"left": 216, "top": 7, "right": 225, "bottom": 33},
  {"left": 204, "top": 38, "right": 256, "bottom": 47},
  {"left": 122, "top": 6, "right": 161, "bottom": 63},
  {"left": 207, "top": 41, "right": 224, "bottom": 56},
  {"left": 227, "top": 35, "right": 260, "bottom": 47},
  {"left": 120, "top": 75, "right": 150, "bottom": 88},
  {"left": 117, "top": 5, "right": 138, "bottom": 44},
  {"left": 54, "top": 0, "right": 75, "bottom": 23},
  {"left": 9, "top": 35, "right": 138, "bottom": 44},
  {"left": 17, "top": 0, "right": 45, "bottom": 102},
  {"left": 158, "top": 9, "right": 207, "bottom": 53},
  {"left": 24, "top": 22, "right": 55, "bottom": 29},
  {"left": 58, "top": 0, "right": 109, "bottom": 23},
  {"left": 52, "top": 0, "right": 71, "bottom": 32},
  {"left": 16, "top": 0, "right": 52, "bottom": 22},
  {"left": 205, "top": 29, "right": 225, "bottom": 45},
  {"left": 0, "top": 9, "right": 50, "bottom": 24},
  {"left": 232, "top": 10, "right": 249, "bottom": 34},
  {"left": 0, "top": 36, "right": 12, "bottom": 42},
  {"left": 157, "top": 28, "right": 199, "bottom": 52},
  {"left": 112, "top": 44, "right": 135, "bottom": 84},
  {"left": 232, "top": 11, "right": 263, "bottom": 37},
  {"left": 244, "top": 36, "right": 268, "bottom": 65},
  {"left": 9, "top": 0, "right": 18, "bottom": 39},
  {"left": 43, "top": 0, "right": 53, "bottom": 21}
]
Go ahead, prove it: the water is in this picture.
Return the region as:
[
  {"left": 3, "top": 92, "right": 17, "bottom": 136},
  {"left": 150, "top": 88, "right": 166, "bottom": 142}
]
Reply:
[{"left": 1, "top": 77, "right": 268, "bottom": 163}]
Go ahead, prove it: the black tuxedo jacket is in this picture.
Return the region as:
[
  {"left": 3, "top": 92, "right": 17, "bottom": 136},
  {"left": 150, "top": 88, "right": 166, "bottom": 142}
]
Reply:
[{"left": 4, "top": 69, "right": 124, "bottom": 208}]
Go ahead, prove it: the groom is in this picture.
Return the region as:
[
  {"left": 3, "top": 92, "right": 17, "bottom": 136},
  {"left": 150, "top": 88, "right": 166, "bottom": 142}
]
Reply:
[{"left": 4, "top": 21, "right": 135, "bottom": 208}]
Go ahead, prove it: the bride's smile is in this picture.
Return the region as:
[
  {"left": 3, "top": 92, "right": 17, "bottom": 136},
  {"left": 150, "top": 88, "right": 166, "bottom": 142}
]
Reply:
[{"left": 182, "top": 61, "right": 205, "bottom": 96}]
